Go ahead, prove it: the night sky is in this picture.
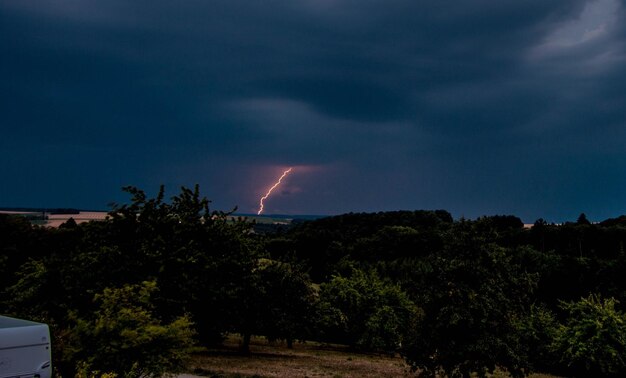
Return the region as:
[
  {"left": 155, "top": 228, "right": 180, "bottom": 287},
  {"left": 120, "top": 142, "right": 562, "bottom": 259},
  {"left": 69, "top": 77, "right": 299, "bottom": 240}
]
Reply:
[{"left": 1, "top": 0, "right": 625, "bottom": 222}]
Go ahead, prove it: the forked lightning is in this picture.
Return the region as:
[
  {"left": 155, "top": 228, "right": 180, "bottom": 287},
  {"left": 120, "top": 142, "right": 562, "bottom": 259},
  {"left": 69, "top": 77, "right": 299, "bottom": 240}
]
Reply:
[{"left": 257, "top": 168, "right": 293, "bottom": 215}]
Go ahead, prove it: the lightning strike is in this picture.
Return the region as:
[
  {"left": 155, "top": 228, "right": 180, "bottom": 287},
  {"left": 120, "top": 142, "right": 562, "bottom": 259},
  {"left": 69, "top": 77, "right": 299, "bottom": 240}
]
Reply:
[{"left": 257, "top": 167, "right": 293, "bottom": 215}]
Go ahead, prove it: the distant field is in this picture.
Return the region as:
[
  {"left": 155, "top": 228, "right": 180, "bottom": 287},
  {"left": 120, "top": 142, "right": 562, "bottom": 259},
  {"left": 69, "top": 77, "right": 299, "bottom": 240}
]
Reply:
[
  {"left": 0, "top": 210, "right": 108, "bottom": 227},
  {"left": 182, "top": 336, "right": 561, "bottom": 378},
  {"left": 46, "top": 211, "right": 109, "bottom": 227},
  {"left": 233, "top": 215, "right": 293, "bottom": 225},
  {"left": 232, "top": 213, "right": 325, "bottom": 224},
  {"left": 1, "top": 209, "right": 318, "bottom": 228}
]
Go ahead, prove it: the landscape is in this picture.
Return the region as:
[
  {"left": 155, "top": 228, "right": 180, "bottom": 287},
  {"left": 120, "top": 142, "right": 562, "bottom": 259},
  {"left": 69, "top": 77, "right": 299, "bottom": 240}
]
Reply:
[
  {"left": 2, "top": 1, "right": 626, "bottom": 377},
  {"left": 2, "top": 185, "right": 626, "bottom": 377}
]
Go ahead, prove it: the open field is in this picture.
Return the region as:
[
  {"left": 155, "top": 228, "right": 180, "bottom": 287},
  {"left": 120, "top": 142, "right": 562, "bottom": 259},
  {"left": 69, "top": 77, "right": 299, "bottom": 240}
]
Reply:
[
  {"left": 45, "top": 211, "right": 108, "bottom": 227},
  {"left": 182, "top": 336, "right": 560, "bottom": 378},
  {"left": 1, "top": 209, "right": 304, "bottom": 228},
  {"left": 0, "top": 210, "right": 109, "bottom": 227}
]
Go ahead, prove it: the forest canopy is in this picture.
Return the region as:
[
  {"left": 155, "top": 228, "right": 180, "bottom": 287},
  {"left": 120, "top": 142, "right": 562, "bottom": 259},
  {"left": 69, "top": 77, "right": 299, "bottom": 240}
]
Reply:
[{"left": 2, "top": 186, "right": 626, "bottom": 377}]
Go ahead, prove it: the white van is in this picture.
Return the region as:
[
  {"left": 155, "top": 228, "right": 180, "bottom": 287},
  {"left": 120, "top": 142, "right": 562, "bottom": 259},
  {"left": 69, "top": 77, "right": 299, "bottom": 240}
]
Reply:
[{"left": 0, "top": 316, "right": 52, "bottom": 378}]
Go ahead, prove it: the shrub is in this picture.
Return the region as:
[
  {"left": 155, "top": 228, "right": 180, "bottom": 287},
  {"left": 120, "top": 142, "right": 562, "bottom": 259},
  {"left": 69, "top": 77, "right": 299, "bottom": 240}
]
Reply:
[
  {"left": 553, "top": 294, "right": 626, "bottom": 377},
  {"left": 67, "top": 281, "right": 195, "bottom": 378}
]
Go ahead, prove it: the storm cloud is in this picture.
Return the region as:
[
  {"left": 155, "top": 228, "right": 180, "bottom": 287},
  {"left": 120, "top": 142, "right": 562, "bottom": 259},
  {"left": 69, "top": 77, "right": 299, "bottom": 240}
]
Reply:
[{"left": 1, "top": 0, "right": 625, "bottom": 221}]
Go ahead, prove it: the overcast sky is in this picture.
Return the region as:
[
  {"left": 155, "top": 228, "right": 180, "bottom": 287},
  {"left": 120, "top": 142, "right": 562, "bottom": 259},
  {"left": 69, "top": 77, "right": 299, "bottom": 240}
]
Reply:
[{"left": 1, "top": 0, "right": 625, "bottom": 222}]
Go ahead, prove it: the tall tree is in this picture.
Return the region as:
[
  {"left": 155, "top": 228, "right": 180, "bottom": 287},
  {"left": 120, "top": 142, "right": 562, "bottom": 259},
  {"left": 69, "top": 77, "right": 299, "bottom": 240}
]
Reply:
[{"left": 402, "top": 221, "right": 536, "bottom": 378}]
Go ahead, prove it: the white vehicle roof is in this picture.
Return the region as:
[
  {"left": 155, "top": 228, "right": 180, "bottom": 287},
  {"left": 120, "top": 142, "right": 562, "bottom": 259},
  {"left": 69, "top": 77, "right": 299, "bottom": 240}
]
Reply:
[
  {"left": 0, "top": 315, "right": 43, "bottom": 328},
  {"left": 0, "top": 315, "right": 50, "bottom": 350}
]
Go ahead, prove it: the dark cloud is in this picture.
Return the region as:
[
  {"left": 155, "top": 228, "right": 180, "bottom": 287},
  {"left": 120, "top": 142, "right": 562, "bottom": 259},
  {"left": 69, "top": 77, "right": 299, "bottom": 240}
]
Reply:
[{"left": 1, "top": 0, "right": 625, "bottom": 221}]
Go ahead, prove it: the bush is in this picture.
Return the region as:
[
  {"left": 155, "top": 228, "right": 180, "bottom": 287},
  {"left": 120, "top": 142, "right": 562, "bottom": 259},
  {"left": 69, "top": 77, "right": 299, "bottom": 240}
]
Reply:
[
  {"left": 66, "top": 281, "right": 195, "bottom": 378},
  {"left": 553, "top": 294, "right": 626, "bottom": 377}
]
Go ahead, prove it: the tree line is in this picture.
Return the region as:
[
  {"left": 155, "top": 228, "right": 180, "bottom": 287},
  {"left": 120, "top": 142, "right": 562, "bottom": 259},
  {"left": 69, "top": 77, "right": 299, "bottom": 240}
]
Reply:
[{"left": 2, "top": 186, "right": 626, "bottom": 377}]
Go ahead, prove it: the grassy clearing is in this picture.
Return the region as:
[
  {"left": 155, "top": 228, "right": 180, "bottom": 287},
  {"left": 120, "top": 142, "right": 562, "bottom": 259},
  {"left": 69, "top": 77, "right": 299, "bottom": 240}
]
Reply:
[
  {"left": 185, "top": 335, "right": 411, "bottom": 378},
  {"left": 184, "top": 335, "right": 561, "bottom": 378}
]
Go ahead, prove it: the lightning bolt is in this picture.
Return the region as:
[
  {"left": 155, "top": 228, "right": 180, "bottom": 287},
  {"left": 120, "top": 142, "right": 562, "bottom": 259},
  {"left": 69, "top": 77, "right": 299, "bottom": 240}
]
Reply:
[{"left": 257, "top": 167, "right": 293, "bottom": 215}]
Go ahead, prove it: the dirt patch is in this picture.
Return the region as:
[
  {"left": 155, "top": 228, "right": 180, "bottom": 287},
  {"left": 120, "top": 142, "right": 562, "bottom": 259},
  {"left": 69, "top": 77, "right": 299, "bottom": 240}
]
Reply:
[
  {"left": 185, "top": 336, "right": 413, "bottom": 378},
  {"left": 184, "top": 336, "right": 562, "bottom": 378}
]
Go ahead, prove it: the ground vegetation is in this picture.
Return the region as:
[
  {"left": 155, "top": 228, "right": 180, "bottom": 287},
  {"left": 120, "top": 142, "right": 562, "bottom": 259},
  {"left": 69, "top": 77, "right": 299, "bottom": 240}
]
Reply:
[{"left": 2, "top": 187, "right": 626, "bottom": 376}]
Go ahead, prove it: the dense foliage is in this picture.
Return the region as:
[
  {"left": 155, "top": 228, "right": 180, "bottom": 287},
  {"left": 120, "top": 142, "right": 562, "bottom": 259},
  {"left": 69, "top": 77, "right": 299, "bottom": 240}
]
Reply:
[
  {"left": 67, "top": 281, "right": 195, "bottom": 377},
  {"left": 2, "top": 186, "right": 626, "bottom": 377}
]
